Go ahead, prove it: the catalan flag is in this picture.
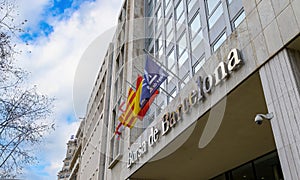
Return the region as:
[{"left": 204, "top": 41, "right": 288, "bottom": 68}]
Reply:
[
  {"left": 118, "top": 87, "right": 136, "bottom": 128},
  {"left": 118, "top": 76, "right": 143, "bottom": 128}
]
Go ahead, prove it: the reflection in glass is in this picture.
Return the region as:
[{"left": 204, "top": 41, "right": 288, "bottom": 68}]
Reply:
[
  {"left": 178, "top": 51, "right": 188, "bottom": 68},
  {"left": 167, "top": 49, "right": 176, "bottom": 73},
  {"left": 233, "top": 11, "right": 246, "bottom": 29},
  {"left": 165, "top": 0, "right": 172, "bottom": 15},
  {"left": 190, "top": 13, "right": 201, "bottom": 37},
  {"left": 175, "top": 0, "right": 185, "bottom": 26},
  {"left": 191, "top": 32, "right": 203, "bottom": 51},
  {"left": 193, "top": 56, "right": 205, "bottom": 74},
  {"left": 254, "top": 152, "right": 284, "bottom": 180},
  {"left": 188, "top": 0, "right": 198, "bottom": 12},
  {"left": 175, "top": 1, "right": 184, "bottom": 20},
  {"left": 208, "top": 4, "right": 223, "bottom": 28},
  {"left": 213, "top": 32, "right": 226, "bottom": 51},
  {"left": 231, "top": 163, "right": 255, "bottom": 180},
  {"left": 177, "top": 33, "right": 187, "bottom": 55},
  {"left": 207, "top": 0, "right": 220, "bottom": 14}
]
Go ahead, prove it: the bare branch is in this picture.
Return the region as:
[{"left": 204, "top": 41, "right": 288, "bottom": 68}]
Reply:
[{"left": 0, "top": 0, "right": 55, "bottom": 178}]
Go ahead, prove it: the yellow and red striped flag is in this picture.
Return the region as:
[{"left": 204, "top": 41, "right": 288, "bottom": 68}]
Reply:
[
  {"left": 118, "top": 76, "right": 143, "bottom": 128},
  {"left": 115, "top": 74, "right": 160, "bottom": 136}
]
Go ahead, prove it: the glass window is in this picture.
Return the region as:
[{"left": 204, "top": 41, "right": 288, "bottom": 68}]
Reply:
[
  {"left": 109, "top": 109, "right": 122, "bottom": 164},
  {"left": 159, "top": 45, "right": 164, "bottom": 58},
  {"left": 207, "top": 0, "right": 220, "bottom": 14},
  {"left": 193, "top": 56, "right": 205, "bottom": 74},
  {"left": 175, "top": 0, "right": 185, "bottom": 26},
  {"left": 180, "top": 72, "right": 190, "bottom": 89},
  {"left": 147, "top": 0, "right": 154, "bottom": 17},
  {"left": 233, "top": 11, "right": 245, "bottom": 29},
  {"left": 156, "top": 33, "right": 163, "bottom": 57},
  {"left": 156, "top": 6, "right": 163, "bottom": 28},
  {"left": 178, "top": 51, "right": 188, "bottom": 68},
  {"left": 149, "top": 21, "right": 154, "bottom": 37},
  {"left": 231, "top": 163, "right": 255, "bottom": 180},
  {"left": 254, "top": 152, "right": 284, "bottom": 180},
  {"left": 156, "top": 6, "right": 162, "bottom": 19},
  {"left": 188, "top": 0, "right": 198, "bottom": 12},
  {"left": 171, "top": 88, "right": 177, "bottom": 98},
  {"left": 158, "top": 34, "right": 162, "bottom": 48},
  {"left": 167, "top": 49, "right": 176, "bottom": 73},
  {"left": 166, "top": 19, "right": 174, "bottom": 46},
  {"left": 175, "top": 1, "right": 184, "bottom": 20},
  {"left": 189, "top": 12, "right": 201, "bottom": 38},
  {"left": 167, "top": 28, "right": 174, "bottom": 47},
  {"left": 208, "top": 3, "right": 223, "bottom": 28},
  {"left": 165, "top": 0, "right": 172, "bottom": 15},
  {"left": 167, "top": 87, "right": 177, "bottom": 103},
  {"left": 210, "top": 152, "right": 283, "bottom": 180},
  {"left": 210, "top": 174, "right": 226, "bottom": 180},
  {"left": 189, "top": 12, "right": 203, "bottom": 52},
  {"left": 177, "top": 33, "right": 187, "bottom": 56},
  {"left": 191, "top": 32, "right": 203, "bottom": 51},
  {"left": 213, "top": 32, "right": 226, "bottom": 51},
  {"left": 166, "top": 19, "right": 172, "bottom": 38}
]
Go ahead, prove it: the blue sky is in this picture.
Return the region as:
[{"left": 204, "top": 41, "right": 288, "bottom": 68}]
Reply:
[
  {"left": 16, "top": 0, "right": 122, "bottom": 179},
  {"left": 21, "top": 0, "right": 96, "bottom": 42}
]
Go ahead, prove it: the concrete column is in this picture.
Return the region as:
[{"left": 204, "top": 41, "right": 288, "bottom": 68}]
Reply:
[{"left": 259, "top": 48, "right": 300, "bottom": 180}]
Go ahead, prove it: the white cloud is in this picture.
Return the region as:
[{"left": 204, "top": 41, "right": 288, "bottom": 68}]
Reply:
[
  {"left": 16, "top": 0, "right": 123, "bottom": 179},
  {"left": 17, "top": 0, "right": 49, "bottom": 25}
]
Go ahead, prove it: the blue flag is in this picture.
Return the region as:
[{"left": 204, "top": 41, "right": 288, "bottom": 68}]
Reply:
[{"left": 140, "top": 55, "right": 168, "bottom": 107}]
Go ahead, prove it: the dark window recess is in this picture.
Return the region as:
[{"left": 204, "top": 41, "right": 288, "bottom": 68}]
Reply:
[{"left": 210, "top": 151, "right": 284, "bottom": 180}]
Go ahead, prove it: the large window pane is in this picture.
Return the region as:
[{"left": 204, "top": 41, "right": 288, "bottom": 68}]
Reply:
[
  {"left": 213, "top": 32, "right": 226, "bottom": 51},
  {"left": 193, "top": 56, "right": 205, "bottom": 74},
  {"left": 208, "top": 3, "right": 223, "bottom": 28},
  {"left": 210, "top": 174, "right": 226, "bottom": 180},
  {"left": 175, "top": 1, "right": 184, "bottom": 21},
  {"left": 178, "top": 51, "right": 188, "bottom": 68},
  {"left": 167, "top": 49, "right": 176, "bottom": 73},
  {"left": 231, "top": 163, "right": 255, "bottom": 180},
  {"left": 188, "top": 0, "right": 198, "bottom": 12},
  {"left": 147, "top": 0, "right": 153, "bottom": 17},
  {"left": 156, "top": 6, "right": 162, "bottom": 19},
  {"left": 233, "top": 11, "right": 246, "bottom": 29},
  {"left": 177, "top": 33, "right": 187, "bottom": 55},
  {"left": 167, "top": 28, "right": 174, "bottom": 46},
  {"left": 180, "top": 72, "right": 190, "bottom": 89},
  {"left": 166, "top": 19, "right": 172, "bottom": 37},
  {"left": 254, "top": 152, "right": 284, "bottom": 180},
  {"left": 175, "top": 1, "right": 185, "bottom": 28},
  {"left": 207, "top": 0, "right": 220, "bottom": 14},
  {"left": 165, "top": 0, "right": 172, "bottom": 15},
  {"left": 190, "top": 13, "right": 201, "bottom": 38},
  {"left": 191, "top": 32, "right": 203, "bottom": 51}
]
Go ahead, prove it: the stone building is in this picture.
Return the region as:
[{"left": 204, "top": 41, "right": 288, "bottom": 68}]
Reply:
[{"left": 59, "top": 0, "right": 300, "bottom": 179}]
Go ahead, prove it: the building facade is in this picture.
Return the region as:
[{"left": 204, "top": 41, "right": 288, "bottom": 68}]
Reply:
[
  {"left": 57, "top": 138, "right": 77, "bottom": 180},
  {"left": 59, "top": 0, "right": 300, "bottom": 179}
]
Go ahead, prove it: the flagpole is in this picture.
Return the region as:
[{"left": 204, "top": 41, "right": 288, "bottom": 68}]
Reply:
[{"left": 143, "top": 49, "right": 186, "bottom": 86}]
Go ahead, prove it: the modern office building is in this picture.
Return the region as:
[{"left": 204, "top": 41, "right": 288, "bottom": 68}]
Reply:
[{"left": 59, "top": 0, "right": 300, "bottom": 179}]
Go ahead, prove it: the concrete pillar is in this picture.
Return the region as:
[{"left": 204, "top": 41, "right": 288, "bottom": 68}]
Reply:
[{"left": 259, "top": 48, "right": 300, "bottom": 180}]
